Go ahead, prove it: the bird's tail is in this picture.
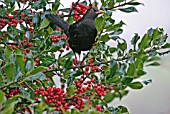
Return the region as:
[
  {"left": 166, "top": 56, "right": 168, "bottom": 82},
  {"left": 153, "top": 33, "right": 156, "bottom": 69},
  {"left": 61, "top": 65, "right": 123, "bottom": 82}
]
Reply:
[{"left": 45, "top": 14, "right": 69, "bottom": 35}]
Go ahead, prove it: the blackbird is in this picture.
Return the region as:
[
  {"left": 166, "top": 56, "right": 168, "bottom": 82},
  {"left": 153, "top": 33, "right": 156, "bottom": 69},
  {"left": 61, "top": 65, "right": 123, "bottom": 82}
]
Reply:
[{"left": 45, "top": 8, "right": 104, "bottom": 56}]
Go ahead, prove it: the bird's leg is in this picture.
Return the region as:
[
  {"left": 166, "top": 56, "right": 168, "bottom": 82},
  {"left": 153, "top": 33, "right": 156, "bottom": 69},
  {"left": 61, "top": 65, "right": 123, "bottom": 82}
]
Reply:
[
  {"left": 81, "top": 51, "right": 90, "bottom": 65},
  {"left": 73, "top": 51, "right": 78, "bottom": 64},
  {"left": 73, "top": 52, "right": 81, "bottom": 66}
]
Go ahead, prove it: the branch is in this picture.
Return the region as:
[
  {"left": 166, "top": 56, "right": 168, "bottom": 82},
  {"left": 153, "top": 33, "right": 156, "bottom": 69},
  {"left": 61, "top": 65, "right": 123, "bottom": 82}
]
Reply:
[{"left": 68, "top": 46, "right": 161, "bottom": 70}]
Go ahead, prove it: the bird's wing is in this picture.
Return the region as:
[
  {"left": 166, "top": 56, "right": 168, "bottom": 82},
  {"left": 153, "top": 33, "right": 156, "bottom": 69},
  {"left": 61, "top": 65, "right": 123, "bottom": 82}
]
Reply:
[
  {"left": 45, "top": 14, "right": 69, "bottom": 35},
  {"left": 68, "top": 19, "right": 97, "bottom": 51}
]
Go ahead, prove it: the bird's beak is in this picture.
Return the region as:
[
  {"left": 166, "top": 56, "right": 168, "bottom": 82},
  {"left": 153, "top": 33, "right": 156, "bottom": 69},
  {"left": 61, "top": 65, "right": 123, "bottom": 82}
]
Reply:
[{"left": 96, "top": 10, "right": 104, "bottom": 14}]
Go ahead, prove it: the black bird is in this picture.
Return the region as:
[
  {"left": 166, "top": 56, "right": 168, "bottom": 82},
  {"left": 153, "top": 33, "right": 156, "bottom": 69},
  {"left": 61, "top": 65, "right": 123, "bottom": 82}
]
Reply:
[{"left": 45, "top": 8, "right": 104, "bottom": 58}]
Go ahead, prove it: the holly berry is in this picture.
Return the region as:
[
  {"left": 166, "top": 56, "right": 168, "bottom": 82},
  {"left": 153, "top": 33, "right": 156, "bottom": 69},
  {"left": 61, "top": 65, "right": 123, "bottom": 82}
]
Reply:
[
  {"left": 27, "top": 42, "right": 32, "bottom": 47},
  {"left": 21, "top": 13, "right": 25, "bottom": 17}
]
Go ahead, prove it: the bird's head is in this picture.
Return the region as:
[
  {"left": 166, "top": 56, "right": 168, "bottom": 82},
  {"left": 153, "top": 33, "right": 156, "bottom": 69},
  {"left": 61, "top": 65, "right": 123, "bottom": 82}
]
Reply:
[{"left": 83, "top": 8, "right": 104, "bottom": 19}]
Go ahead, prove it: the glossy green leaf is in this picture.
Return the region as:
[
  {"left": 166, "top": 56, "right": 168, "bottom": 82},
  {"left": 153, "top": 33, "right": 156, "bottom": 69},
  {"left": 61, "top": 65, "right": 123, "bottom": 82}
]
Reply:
[
  {"left": 121, "top": 77, "right": 133, "bottom": 85},
  {"left": 35, "top": 101, "right": 47, "bottom": 113},
  {"left": 4, "top": 46, "right": 13, "bottom": 64},
  {"left": 138, "top": 34, "right": 152, "bottom": 50},
  {"left": 40, "top": 18, "right": 50, "bottom": 29},
  {"left": 47, "top": 26, "right": 54, "bottom": 34},
  {"left": 66, "top": 16, "right": 73, "bottom": 24},
  {"left": 100, "top": 34, "right": 110, "bottom": 42},
  {"left": 7, "top": 7, "right": 15, "bottom": 14},
  {"left": 146, "top": 62, "right": 160, "bottom": 66},
  {"left": 116, "top": 105, "right": 129, "bottom": 113},
  {"left": 25, "top": 72, "right": 46, "bottom": 81},
  {"left": 30, "top": 66, "right": 46, "bottom": 75},
  {"left": 137, "top": 70, "right": 146, "bottom": 76},
  {"left": 0, "top": 91, "right": 5, "bottom": 105},
  {"left": 103, "top": 92, "right": 115, "bottom": 103},
  {"left": 107, "top": 76, "right": 121, "bottom": 84},
  {"left": 95, "top": 16, "right": 104, "bottom": 31},
  {"left": 4, "top": 63, "right": 14, "bottom": 81},
  {"left": 52, "top": 2, "right": 60, "bottom": 13},
  {"left": 1, "top": 104, "right": 14, "bottom": 114},
  {"left": 128, "top": 82, "right": 143, "bottom": 89},
  {"left": 71, "top": 108, "right": 80, "bottom": 114},
  {"left": 64, "top": 58, "right": 73, "bottom": 70},
  {"left": 127, "top": 63, "right": 135, "bottom": 76},
  {"left": 162, "top": 43, "right": 170, "bottom": 49},
  {"left": 107, "top": 59, "right": 117, "bottom": 79},
  {"left": 119, "top": 7, "right": 138, "bottom": 13},
  {"left": 7, "top": 26, "right": 17, "bottom": 38},
  {"left": 146, "top": 56, "right": 160, "bottom": 62},
  {"left": 15, "top": 54, "right": 25, "bottom": 75},
  {"left": 32, "top": 0, "right": 46, "bottom": 9},
  {"left": 127, "top": 2, "right": 144, "bottom": 6},
  {"left": 131, "top": 33, "right": 140, "bottom": 46},
  {"left": 152, "top": 28, "right": 162, "bottom": 45},
  {"left": 67, "top": 85, "right": 76, "bottom": 97},
  {"left": 118, "top": 42, "right": 127, "bottom": 51}
]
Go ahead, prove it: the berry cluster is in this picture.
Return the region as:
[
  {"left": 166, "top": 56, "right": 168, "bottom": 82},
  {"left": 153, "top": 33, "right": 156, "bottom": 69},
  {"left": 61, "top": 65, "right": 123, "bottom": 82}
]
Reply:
[
  {"left": 34, "top": 86, "right": 89, "bottom": 111},
  {"left": 72, "top": 58, "right": 103, "bottom": 74},
  {"left": 49, "top": 28, "right": 70, "bottom": 52},
  {"left": 70, "top": 2, "right": 88, "bottom": 21},
  {"left": 6, "top": 88, "right": 20, "bottom": 98},
  {"left": 34, "top": 87, "right": 66, "bottom": 111}
]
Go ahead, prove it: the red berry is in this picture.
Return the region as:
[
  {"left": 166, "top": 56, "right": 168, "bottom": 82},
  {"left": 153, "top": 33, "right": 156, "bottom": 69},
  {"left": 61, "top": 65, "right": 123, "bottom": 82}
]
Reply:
[
  {"left": 72, "top": 2, "right": 75, "bottom": 6},
  {"left": 90, "top": 58, "right": 94, "bottom": 63},
  {"left": 84, "top": 71, "right": 89, "bottom": 75},
  {"left": 7, "top": 16, "right": 13, "bottom": 19},
  {"left": 20, "top": 19, "right": 24, "bottom": 23},
  {"left": 13, "top": 23, "right": 17, "bottom": 27},
  {"left": 13, "top": 11, "right": 17, "bottom": 15},
  {"left": 109, "top": 86, "right": 113, "bottom": 90},
  {"left": 95, "top": 66, "right": 100, "bottom": 72},
  {"left": 21, "top": 13, "right": 25, "bottom": 17},
  {"left": 34, "top": 91, "right": 38, "bottom": 95},
  {"left": 23, "top": 106, "right": 27, "bottom": 111},
  {"left": 34, "top": 58, "right": 39, "bottom": 62},
  {"left": 6, "top": 12, "right": 9, "bottom": 16},
  {"left": 89, "top": 63, "right": 94, "bottom": 67},
  {"left": 8, "top": 21, "right": 12, "bottom": 25},
  {"left": 85, "top": 66, "right": 89, "bottom": 71},
  {"left": 27, "top": 42, "right": 32, "bottom": 47},
  {"left": 34, "top": 97, "right": 38, "bottom": 101},
  {"left": 39, "top": 87, "right": 44, "bottom": 91},
  {"left": 91, "top": 67, "right": 95, "bottom": 71}
]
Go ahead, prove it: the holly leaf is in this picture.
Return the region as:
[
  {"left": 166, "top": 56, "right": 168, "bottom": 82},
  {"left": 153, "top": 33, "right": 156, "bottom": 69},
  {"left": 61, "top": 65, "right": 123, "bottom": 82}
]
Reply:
[
  {"left": 40, "top": 18, "right": 50, "bottom": 29},
  {"left": 30, "top": 66, "right": 46, "bottom": 75},
  {"left": 4, "top": 63, "right": 14, "bottom": 81},
  {"left": 128, "top": 82, "right": 143, "bottom": 89},
  {"left": 119, "top": 7, "right": 138, "bottom": 13},
  {"left": 67, "top": 85, "right": 76, "bottom": 97}
]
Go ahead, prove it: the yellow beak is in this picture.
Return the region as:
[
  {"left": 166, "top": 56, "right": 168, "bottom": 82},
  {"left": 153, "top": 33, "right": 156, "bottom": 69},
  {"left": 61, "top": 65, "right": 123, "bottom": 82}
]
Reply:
[{"left": 96, "top": 10, "right": 104, "bottom": 14}]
